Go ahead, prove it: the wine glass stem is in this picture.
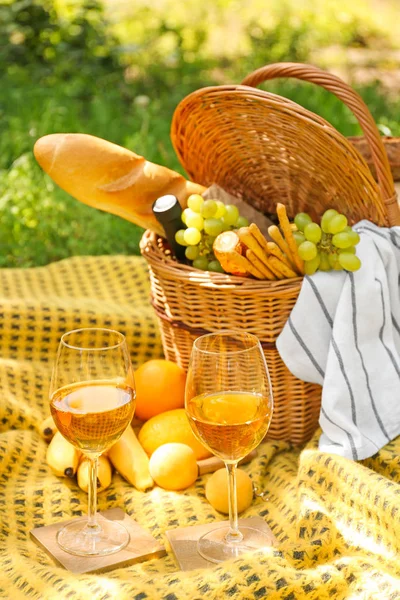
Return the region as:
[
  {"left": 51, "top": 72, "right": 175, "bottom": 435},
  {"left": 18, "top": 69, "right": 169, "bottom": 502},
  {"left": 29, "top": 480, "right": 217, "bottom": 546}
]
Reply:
[
  {"left": 87, "top": 454, "right": 100, "bottom": 533},
  {"left": 225, "top": 461, "right": 243, "bottom": 543}
]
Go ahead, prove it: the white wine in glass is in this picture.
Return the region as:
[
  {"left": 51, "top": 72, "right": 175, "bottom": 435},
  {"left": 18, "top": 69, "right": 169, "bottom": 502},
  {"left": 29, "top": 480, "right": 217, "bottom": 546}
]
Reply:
[
  {"left": 185, "top": 330, "right": 273, "bottom": 563},
  {"left": 49, "top": 327, "right": 135, "bottom": 556}
]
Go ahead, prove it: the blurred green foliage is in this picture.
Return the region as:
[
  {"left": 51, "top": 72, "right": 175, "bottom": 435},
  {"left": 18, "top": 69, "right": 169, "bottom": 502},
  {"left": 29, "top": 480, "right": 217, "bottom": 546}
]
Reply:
[{"left": 1, "top": 0, "right": 399, "bottom": 267}]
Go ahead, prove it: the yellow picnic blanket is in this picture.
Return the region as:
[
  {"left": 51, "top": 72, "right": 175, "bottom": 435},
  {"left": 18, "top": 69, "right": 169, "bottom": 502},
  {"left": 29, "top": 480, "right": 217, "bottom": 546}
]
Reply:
[{"left": 1, "top": 255, "right": 400, "bottom": 600}]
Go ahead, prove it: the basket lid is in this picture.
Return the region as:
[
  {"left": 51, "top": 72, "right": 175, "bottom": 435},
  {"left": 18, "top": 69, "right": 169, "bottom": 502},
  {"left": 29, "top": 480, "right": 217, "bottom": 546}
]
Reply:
[{"left": 171, "top": 84, "right": 390, "bottom": 226}]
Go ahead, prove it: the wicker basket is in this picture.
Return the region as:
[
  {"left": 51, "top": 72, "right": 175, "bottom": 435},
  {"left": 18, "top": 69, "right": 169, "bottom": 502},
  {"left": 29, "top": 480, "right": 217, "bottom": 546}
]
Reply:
[{"left": 140, "top": 63, "right": 400, "bottom": 445}]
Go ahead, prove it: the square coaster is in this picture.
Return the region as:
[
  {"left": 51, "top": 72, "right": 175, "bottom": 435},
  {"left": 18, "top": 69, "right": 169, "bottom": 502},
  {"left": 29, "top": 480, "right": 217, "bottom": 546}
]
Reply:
[
  {"left": 30, "top": 508, "right": 166, "bottom": 574},
  {"left": 166, "top": 517, "right": 277, "bottom": 571}
]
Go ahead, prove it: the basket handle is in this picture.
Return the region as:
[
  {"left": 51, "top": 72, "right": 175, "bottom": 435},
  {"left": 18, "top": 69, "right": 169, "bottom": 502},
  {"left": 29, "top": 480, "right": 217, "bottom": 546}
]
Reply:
[{"left": 241, "top": 62, "right": 400, "bottom": 226}]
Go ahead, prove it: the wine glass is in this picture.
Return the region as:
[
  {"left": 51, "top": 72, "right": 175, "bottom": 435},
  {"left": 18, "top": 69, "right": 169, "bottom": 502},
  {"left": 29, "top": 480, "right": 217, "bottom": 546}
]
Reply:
[
  {"left": 185, "top": 330, "right": 273, "bottom": 563},
  {"left": 49, "top": 328, "right": 135, "bottom": 556}
]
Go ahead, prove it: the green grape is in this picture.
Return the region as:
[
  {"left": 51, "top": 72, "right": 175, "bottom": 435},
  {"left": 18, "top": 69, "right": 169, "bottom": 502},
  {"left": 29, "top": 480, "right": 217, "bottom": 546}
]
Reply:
[
  {"left": 235, "top": 216, "right": 249, "bottom": 228},
  {"left": 185, "top": 212, "right": 204, "bottom": 231},
  {"left": 220, "top": 221, "right": 231, "bottom": 232},
  {"left": 222, "top": 205, "right": 240, "bottom": 226},
  {"left": 304, "top": 254, "right": 321, "bottom": 275},
  {"left": 328, "top": 214, "right": 348, "bottom": 234},
  {"left": 338, "top": 246, "right": 356, "bottom": 254},
  {"left": 294, "top": 212, "right": 312, "bottom": 232},
  {"left": 333, "top": 262, "right": 343, "bottom": 271},
  {"left": 328, "top": 252, "right": 339, "bottom": 268},
  {"left": 208, "top": 260, "right": 225, "bottom": 273},
  {"left": 183, "top": 227, "right": 202, "bottom": 245},
  {"left": 319, "top": 252, "right": 331, "bottom": 271},
  {"left": 332, "top": 232, "right": 353, "bottom": 249},
  {"left": 304, "top": 222, "right": 322, "bottom": 244},
  {"left": 185, "top": 245, "right": 200, "bottom": 260},
  {"left": 293, "top": 231, "right": 306, "bottom": 246},
  {"left": 214, "top": 200, "right": 227, "bottom": 219},
  {"left": 175, "top": 229, "right": 188, "bottom": 246},
  {"left": 342, "top": 226, "right": 360, "bottom": 244},
  {"left": 187, "top": 194, "right": 204, "bottom": 213},
  {"left": 192, "top": 256, "right": 209, "bottom": 270},
  {"left": 204, "top": 218, "right": 224, "bottom": 237},
  {"left": 202, "top": 200, "right": 217, "bottom": 218},
  {"left": 181, "top": 208, "right": 196, "bottom": 225},
  {"left": 338, "top": 253, "right": 361, "bottom": 271},
  {"left": 321, "top": 209, "right": 338, "bottom": 233},
  {"left": 205, "top": 236, "right": 216, "bottom": 248},
  {"left": 348, "top": 229, "right": 360, "bottom": 245},
  {"left": 298, "top": 240, "right": 317, "bottom": 261}
]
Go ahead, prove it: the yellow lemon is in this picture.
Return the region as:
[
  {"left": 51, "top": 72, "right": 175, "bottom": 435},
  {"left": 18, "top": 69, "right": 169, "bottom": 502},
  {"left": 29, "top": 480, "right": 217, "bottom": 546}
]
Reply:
[
  {"left": 138, "top": 408, "right": 211, "bottom": 460},
  {"left": 149, "top": 443, "right": 198, "bottom": 490},
  {"left": 205, "top": 468, "right": 253, "bottom": 514}
]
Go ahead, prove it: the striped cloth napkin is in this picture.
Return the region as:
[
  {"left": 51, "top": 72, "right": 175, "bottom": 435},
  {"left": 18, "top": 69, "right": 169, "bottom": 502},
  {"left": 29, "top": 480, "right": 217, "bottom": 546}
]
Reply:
[{"left": 276, "top": 220, "right": 400, "bottom": 460}]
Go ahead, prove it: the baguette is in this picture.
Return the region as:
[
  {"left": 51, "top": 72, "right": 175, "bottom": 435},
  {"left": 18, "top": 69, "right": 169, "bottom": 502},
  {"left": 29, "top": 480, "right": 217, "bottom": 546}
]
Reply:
[{"left": 33, "top": 133, "right": 206, "bottom": 235}]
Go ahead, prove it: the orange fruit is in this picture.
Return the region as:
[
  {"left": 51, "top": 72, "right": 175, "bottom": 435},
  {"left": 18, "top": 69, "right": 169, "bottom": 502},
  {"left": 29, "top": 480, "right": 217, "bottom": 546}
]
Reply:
[
  {"left": 134, "top": 359, "right": 186, "bottom": 421},
  {"left": 138, "top": 408, "right": 212, "bottom": 460},
  {"left": 206, "top": 468, "right": 253, "bottom": 514}
]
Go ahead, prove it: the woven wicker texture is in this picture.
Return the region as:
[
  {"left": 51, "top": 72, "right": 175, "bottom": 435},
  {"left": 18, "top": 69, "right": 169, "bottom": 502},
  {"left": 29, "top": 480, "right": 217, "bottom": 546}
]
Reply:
[
  {"left": 1, "top": 256, "right": 400, "bottom": 599},
  {"left": 172, "top": 63, "right": 399, "bottom": 227},
  {"left": 141, "top": 63, "right": 399, "bottom": 444}
]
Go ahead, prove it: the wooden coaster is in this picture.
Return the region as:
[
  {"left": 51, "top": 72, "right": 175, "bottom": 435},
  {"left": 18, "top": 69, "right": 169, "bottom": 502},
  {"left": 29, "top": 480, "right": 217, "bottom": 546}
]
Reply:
[
  {"left": 166, "top": 517, "right": 277, "bottom": 571},
  {"left": 30, "top": 508, "right": 166, "bottom": 574}
]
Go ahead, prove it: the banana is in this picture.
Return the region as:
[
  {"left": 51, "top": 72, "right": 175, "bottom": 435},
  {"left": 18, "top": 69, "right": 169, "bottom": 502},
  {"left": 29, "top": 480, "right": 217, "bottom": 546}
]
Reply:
[
  {"left": 40, "top": 414, "right": 58, "bottom": 442},
  {"left": 46, "top": 431, "right": 81, "bottom": 478},
  {"left": 108, "top": 426, "right": 154, "bottom": 491},
  {"left": 77, "top": 455, "right": 113, "bottom": 493}
]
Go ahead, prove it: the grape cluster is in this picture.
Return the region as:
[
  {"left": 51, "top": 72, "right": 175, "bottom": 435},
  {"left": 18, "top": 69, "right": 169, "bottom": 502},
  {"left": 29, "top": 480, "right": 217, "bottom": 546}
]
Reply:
[
  {"left": 175, "top": 194, "right": 249, "bottom": 271},
  {"left": 293, "top": 209, "right": 361, "bottom": 275}
]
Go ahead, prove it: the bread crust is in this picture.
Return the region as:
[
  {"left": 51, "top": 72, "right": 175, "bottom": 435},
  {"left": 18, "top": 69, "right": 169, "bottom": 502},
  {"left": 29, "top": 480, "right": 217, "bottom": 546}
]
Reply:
[{"left": 34, "top": 133, "right": 206, "bottom": 234}]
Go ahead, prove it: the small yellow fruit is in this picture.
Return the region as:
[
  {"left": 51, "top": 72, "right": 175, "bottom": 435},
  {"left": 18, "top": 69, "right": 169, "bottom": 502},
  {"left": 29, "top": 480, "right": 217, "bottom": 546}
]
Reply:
[
  {"left": 138, "top": 408, "right": 211, "bottom": 460},
  {"left": 205, "top": 468, "right": 253, "bottom": 514},
  {"left": 149, "top": 443, "right": 198, "bottom": 491}
]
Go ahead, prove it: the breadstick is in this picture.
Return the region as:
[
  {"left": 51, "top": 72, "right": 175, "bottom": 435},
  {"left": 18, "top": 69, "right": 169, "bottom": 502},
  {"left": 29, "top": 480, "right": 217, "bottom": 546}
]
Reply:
[
  {"left": 268, "top": 225, "right": 295, "bottom": 265},
  {"left": 249, "top": 223, "right": 271, "bottom": 253},
  {"left": 276, "top": 203, "right": 304, "bottom": 274},
  {"left": 264, "top": 257, "right": 284, "bottom": 279},
  {"left": 233, "top": 253, "right": 265, "bottom": 279},
  {"left": 246, "top": 224, "right": 281, "bottom": 278},
  {"left": 266, "top": 241, "right": 295, "bottom": 270},
  {"left": 237, "top": 227, "right": 270, "bottom": 268},
  {"left": 269, "top": 256, "right": 298, "bottom": 279},
  {"left": 246, "top": 250, "right": 276, "bottom": 280}
]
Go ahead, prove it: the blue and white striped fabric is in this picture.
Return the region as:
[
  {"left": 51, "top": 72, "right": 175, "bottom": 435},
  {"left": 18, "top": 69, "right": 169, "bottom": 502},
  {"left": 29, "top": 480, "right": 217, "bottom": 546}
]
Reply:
[{"left": 276, "top": 220, "right": 400, "bottom": 460}]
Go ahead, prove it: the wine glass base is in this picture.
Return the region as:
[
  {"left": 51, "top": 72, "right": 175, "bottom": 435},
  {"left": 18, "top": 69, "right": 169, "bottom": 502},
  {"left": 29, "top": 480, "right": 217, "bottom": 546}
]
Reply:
[
  {"left": 56, "top": 517, "right": 130, "bottom": 557},
  {"left": 198, "top": 526, "right": 272, "bottom": 564}
]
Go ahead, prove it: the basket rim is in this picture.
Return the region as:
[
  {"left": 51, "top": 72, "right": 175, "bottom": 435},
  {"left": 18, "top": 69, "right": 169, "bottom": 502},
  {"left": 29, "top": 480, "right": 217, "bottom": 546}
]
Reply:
[{"left": 140, "top": 229, "right": 303, "bottom": 293}]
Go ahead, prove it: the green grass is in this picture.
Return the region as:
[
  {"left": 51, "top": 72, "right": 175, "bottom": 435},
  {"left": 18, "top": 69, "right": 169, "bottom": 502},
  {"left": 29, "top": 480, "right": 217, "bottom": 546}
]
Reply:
[{"left": 1, "top": 0, "right": 400, "bottom": 268}]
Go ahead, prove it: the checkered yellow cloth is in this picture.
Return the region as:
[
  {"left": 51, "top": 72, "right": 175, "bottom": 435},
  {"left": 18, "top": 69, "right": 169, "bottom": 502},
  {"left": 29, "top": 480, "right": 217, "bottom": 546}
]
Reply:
[{"left": 1, "top": 256, "right": 400, "bottom": 600}]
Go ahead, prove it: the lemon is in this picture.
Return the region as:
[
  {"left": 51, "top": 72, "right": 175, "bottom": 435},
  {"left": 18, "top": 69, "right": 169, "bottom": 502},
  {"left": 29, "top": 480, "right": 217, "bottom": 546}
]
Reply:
[
  {"left": 149, "top": 443, "right": 199, "bottom": 490},
  {"left": 205, "top": 468, "right": 253, "bottom": 514},
  {"left": 138, "top": 408, "right": 211, "bottom": 460}
]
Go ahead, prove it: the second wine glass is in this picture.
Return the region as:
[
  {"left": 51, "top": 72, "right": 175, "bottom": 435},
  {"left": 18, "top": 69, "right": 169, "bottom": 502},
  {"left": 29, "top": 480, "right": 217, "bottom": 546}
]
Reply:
[{"left": 185, "top": 330, "right": 273, "bottom": 563}]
